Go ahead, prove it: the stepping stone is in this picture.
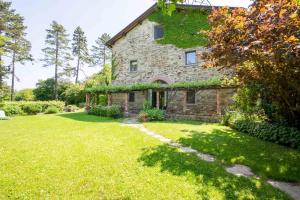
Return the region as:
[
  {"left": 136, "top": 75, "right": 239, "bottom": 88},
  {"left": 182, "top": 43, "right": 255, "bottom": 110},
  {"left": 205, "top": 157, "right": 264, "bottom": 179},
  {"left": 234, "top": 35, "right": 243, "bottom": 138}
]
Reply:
[
  {"left": 196, "top": 152, "right": 215, "bottom": 162},
  {"left": 268, "top": 180, "right": 300, "bottom": 200},
  {"left": 180, "top": 147, "right": 197, "bottom": 153},
  {"left": 225, "top": 164, "right": 255, "bottom": 177}
]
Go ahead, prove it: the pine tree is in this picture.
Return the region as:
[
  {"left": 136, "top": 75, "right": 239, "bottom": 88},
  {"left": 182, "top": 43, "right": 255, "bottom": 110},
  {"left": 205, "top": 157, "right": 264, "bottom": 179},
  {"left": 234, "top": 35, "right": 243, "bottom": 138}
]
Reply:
[
  {"left": 72, "top": 26, "right": 90, "bottom": 84},
  {"left": 41, "top": 21, "right": 72, "bottom": 100},
  {"left": 6, "top": 13, "right": 32, "bottom": 101},
  {"left": 0, "top": 1, "right": 14, "bottom": 88},
  {"left": 91, "top": 33, "right": 111, "bottom": 68}
]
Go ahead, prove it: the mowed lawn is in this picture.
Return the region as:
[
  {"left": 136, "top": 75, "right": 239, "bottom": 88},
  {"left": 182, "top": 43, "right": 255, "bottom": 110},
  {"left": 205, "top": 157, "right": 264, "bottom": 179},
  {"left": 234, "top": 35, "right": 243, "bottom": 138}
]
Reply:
[
  {"left": 144, "top": 121, "right": 300, "bottom": 182},
  {"left": 0, "top": 113, "right": 291, "bottom": 199}
]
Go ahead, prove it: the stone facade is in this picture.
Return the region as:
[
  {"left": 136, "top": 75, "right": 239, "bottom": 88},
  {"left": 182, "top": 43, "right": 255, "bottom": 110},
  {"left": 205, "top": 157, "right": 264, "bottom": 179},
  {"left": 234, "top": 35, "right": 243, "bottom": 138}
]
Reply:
[
  {"left": 112, "top": 19, "right": 222, "bottom": 85},
  {"left": 109, "top": 14, "right": 235, "bottom": 121}
]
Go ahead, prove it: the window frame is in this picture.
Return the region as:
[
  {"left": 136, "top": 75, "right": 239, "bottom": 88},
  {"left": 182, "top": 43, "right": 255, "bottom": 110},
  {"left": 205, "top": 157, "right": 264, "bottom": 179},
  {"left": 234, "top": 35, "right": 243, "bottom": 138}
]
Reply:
[
  {"left": 154, "top": 25, "right": 164, "bottom": 40},
  {"left": 128, "top": 92, "right": 135, "bottom": 102},
  {"left": 129, "top": 60, "right": 138, "bottom": 72},
  {"left": 185, "top": 50, "right": 197, "bottom": 65},
  {"left": 186, "top": 90, "right": 196, "bottom": 104}
]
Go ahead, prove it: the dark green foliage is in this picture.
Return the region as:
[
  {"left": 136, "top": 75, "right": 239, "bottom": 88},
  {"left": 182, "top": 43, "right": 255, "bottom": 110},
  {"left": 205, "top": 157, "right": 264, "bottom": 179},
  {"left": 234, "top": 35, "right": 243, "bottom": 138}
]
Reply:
[
  {"left": 0, "top": 101, "right": 64, "bottom": 116},
  {"left": 233, "top": 120, "right": 300, "bottom": 150},
  {"left": 63, "top": 84, "right": 85, "bottom": 105},
  {"left": 22, "top": 103, "right": 42, "bottom": 115},
  {"left": 33, "top": 78, "right": 72, "bottom": 101},
  {"left": 45, "top": 106, "right": 60, "bottom": 114},
  {"left": 88, "top": 105, "right": 122, "bottom": 118},
  {"left": 139, "top": 104, "right": 165, "bottom": 122},
  {"left": 148, "top": 9, "right": 210, "bottom": 48},
  {"left": 86, "top": 77, "right": 222, "bottom": 94}
]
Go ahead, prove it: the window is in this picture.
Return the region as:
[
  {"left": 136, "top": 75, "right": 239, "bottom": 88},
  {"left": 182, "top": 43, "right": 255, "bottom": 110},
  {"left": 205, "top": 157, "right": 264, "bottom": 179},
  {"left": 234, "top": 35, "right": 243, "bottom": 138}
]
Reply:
[
  {"left": 129, "top": 92, "right": 135, "bottom": 102},
  {"left": 186, "top": 91, "right": 196, "bottom": 104},
  {"left": 154, "top": 25, "right": 164, "bottom": 40},
  {"left": 130, "top": 60, "right": 138, "bottom": 72},
  {"left": 185, "top": 51, "right": 197, "bottom": 65}
]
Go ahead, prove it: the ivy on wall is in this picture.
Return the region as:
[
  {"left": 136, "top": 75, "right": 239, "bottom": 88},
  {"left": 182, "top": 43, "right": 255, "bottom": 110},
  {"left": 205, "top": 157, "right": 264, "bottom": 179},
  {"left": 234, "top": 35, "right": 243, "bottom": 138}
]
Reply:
[{"left": 148, "top": 8, "right": 211, "bottom": 48}]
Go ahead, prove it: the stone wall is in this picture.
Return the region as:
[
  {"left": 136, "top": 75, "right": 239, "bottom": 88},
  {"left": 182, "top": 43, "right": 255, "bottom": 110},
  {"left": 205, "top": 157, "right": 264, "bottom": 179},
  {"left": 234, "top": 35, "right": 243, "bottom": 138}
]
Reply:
[{"left": 112, "top": 19, "right": 224, "bottom": 85}]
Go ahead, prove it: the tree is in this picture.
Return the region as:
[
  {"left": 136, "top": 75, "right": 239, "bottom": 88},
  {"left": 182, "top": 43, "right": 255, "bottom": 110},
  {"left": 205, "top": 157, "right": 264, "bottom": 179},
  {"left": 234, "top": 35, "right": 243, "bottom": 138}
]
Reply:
[
  {"left": 202, "top": 0, "right": 299, "bottom": 127},
  {"left": 90, "top": 33, "right": 111, "bottom": 68},
  {"left": 15, "top": 88, "right": 34, "bottom": 101},
  {"left": 72, "top": 26, "right": 90, "bottom": 84},
  {"left": 0, "top": 1, "right": 14, "bottom": 88},
  {"left": 33, "top": 78, "right": 72, "bottom": 101},
  {"left": 84, "top": 64, "right": 112, "bottom": 88},
  {"left": 6, "top": 13, "right": 32, "bottom": 101},
  {"left": 41, "top": 21, "right": 72, "bottom": 100},
  {"left": 63, "top": 84, "right": 85, "bottom": 105}
]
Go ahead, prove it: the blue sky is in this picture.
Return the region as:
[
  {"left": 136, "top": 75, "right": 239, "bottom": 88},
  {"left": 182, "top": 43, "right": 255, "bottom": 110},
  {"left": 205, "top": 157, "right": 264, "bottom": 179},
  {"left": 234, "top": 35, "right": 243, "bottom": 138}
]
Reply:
[{"left": 8, "top": 0, "right": 251, "bottom": 90}]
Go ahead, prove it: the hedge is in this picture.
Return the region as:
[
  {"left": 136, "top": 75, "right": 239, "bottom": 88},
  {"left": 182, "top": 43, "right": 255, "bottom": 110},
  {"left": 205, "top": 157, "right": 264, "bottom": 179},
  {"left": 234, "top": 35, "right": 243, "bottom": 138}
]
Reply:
[
  {"left": 0, "top": 101, "right": 65, "bottom": 116},
  {"left": 233, "top": 120, "right": 300, "bottom": 150},
  {"left": 88, "top": 105, "right": 122, "bottom": 118},
  {"left": 86, "top": 77, "right": 225, "bottom": 94}
]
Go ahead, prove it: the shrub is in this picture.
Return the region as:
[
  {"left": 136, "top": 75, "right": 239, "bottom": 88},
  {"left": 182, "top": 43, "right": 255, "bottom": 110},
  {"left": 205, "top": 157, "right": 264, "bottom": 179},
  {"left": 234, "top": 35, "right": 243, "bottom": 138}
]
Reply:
[
  {"left": 65, "top": 105, "right": 79, "bottom": 112},
  {"left": 233, "top": 120, "right": 300, "bottom": 150},
  {"left": 45, "top": 106, "right": 60, "bottom": 114},
  {"left": 22, "top": 103, "right": 43, "bottom": 115},
  {"left": 139, "top": 108, "right": 165, "bottom": 122},
  {"left": 2, "top": 104, "right": 23, "bottom": 116},
  {"left": 88, "top": 105, "right": 122, "bottom": 118},
  {"left": 0, "top": 101, "right": 64, "bottom": 116}
]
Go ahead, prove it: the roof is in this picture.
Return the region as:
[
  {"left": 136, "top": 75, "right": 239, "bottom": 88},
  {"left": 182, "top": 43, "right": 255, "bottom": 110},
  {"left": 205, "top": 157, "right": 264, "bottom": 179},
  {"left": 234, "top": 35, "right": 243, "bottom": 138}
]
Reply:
[{"left": 106, "top": 3, "right": 219, "bottom": 48}]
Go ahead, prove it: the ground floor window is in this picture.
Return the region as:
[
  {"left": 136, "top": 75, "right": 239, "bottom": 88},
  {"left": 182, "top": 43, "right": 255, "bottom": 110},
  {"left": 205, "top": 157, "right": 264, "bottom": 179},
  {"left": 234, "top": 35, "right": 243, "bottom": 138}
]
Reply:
[
  {"left": 186, "top": 90, "right": 196, "bottom": 104},
  {"left": 129, "top": 92, "right": 135, "bottom": 102}
]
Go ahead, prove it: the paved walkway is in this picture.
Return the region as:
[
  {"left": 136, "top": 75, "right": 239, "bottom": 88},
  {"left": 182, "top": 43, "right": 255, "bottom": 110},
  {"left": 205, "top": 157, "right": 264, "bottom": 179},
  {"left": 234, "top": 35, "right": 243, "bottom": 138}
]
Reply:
[{"left": 122, "top": 118, "right": 300, "bottom": 200}]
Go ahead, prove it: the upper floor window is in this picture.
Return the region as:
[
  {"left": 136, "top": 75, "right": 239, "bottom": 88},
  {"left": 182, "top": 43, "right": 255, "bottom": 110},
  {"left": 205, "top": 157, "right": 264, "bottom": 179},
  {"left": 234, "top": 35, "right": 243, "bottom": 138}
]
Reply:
[
  {"left": 129, "top": 92, "right": 135, "bottom": 102},
  {"left": 154, "top": 25, "right": 164, "bottom": 40},
  {"left": 130, "top": 60, "right": 138, "bottom": 72},
  {"left": 185, "top": 51, "right": 197, "bottom": 65},
  {"left": 186, "top": 90, "right": 196, "bottom": 104}
]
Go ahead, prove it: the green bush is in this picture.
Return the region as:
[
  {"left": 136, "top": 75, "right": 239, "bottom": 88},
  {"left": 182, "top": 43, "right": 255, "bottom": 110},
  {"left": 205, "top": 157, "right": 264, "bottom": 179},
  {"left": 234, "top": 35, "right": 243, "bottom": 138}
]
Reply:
[
  {"left": 0, "top": 101, "right": 65, "bottom": 116},
  {"left": 233, "top": 120, "right": 300, "bottom": 150},
  {"left": 2, "top": 104, "right": 24, "bottom": 116},
  {"left": 22, "top": 103, "right": 43, "bottom": 115},
  {"left": 139, "top": 108, "right": 165, "bottom": 122},
  {"left": 45, "top": 106, "right": 60, "bottom": 114},
  {"left": 88, "top": 105, "right": 122, "bottom": 118}
]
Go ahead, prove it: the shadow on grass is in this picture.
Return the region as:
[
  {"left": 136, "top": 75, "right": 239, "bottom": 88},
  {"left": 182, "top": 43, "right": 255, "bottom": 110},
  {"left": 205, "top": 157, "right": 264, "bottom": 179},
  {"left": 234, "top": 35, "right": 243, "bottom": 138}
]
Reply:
[
  {"left": 177, "top": 128, "right": 300, "bottom": 182},
  {"left": 138, "top": 144, "right": 288, "bottom": 199},
  {"left": 57, "top": 112, "right": 121, "bottom": 123}
]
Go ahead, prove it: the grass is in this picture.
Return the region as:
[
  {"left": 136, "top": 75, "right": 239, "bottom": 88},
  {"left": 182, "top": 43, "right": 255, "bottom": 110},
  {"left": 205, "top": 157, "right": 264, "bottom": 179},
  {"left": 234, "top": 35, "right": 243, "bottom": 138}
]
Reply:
[
  {"left": 144, "top": 121, "right": 300, "bottom": 182},
  {"left": 0, "top": 113, "right": 291, "bottom": 199}
]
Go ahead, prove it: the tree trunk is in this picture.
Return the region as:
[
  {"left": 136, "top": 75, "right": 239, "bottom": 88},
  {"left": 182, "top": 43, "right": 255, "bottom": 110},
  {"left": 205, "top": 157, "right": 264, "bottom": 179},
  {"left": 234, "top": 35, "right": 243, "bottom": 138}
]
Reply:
[
  {"left": 54, "top": 32, "right": 59, "bottom": 100},
  {"left": 75, "top": 56, "right": 80, "bottom": 84},
  {"left": 103, "top": 46, "right": 106, "bottom": 66},
  {"left": 10, "top": 52, "right": 16, "bottom": 101}
]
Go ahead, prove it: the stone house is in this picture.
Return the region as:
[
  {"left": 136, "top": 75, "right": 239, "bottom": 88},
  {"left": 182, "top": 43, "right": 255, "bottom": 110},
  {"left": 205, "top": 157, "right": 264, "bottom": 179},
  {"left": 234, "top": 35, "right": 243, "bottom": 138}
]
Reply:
[{"left": 96, "top": 3, "right": 235, "bottom": 121}]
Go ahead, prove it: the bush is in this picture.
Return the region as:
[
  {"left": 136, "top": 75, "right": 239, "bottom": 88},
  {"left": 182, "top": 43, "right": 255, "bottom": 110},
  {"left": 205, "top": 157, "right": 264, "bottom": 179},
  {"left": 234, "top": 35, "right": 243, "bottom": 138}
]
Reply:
[
  {"left": 22, "top": 103, "right": 43, "bottom": 115},
  {"left": 233, "top": 120, "right": 300, "bottom": 150},
  {"left": 45, "top": 106, "right": 60, "bottom": 114},
  {"left": 88, "top": 105, "right": 122, "bottom": 118},
  {"left": 0, "top": 101, "right": 65, "bottom": 116},
  {"left": 139, "top": 108, "right": 165, "bottom": 122},
  {"left": 65, "top": 105, "right": 79, "bottom": 112},
  {"left": 2, "top": 104, "right": 24, "bottom": 116}
]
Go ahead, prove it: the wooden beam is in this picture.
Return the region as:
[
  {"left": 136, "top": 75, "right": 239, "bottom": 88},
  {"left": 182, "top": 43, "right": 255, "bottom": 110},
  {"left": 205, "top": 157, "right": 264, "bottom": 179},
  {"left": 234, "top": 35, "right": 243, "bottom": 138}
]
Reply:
[
  {"left": 217, "top": 89, "right": 221, "bottom": 115},
  {"left": 86, "top": 93, "right": 91, "bottom": 111},
  {"left": 124, "top": 93, "right": 128, "bottom": 113},
  {"left": 156, "top": 91, "right": 160, "bottom": 109}
]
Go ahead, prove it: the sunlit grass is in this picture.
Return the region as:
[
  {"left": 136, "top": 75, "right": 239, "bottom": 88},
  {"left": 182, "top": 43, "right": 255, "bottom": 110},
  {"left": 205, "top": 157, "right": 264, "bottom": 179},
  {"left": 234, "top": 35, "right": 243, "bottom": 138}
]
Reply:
[
  {"left": 0, "top": 113, "right": 290, "bottom": 199},
  {"left": 144, "top": 121, "right": 300, "bottom": 182}
]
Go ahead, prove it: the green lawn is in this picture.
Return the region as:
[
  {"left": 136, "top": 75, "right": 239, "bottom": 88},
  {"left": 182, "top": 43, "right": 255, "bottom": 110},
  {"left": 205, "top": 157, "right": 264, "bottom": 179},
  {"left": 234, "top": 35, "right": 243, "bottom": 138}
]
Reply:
[
  {"left": 144, "top": 121, "right": 300, "bottom": 182},
  {"left": 0, "top": 113, "right": 291, "bottom": 199}
]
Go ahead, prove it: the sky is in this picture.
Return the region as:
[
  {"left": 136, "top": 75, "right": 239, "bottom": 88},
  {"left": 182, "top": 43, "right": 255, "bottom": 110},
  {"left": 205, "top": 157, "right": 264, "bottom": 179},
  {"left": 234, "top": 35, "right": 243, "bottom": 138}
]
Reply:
[{"left": 8, "top": 0, "right": 252, "bottom": 90}]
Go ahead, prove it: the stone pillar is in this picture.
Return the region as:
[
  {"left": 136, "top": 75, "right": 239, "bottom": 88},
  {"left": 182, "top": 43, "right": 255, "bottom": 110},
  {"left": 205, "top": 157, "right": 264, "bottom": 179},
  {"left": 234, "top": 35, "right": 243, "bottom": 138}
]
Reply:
[
  {"left": 108, "top": 94, "right": 112, "bottom": 106},
  {"left": 86, "top": 93, "right": 91, "bottom": 111},
  {"left": 183, "top": 91, "right": 187, "bottom": 113},
  {"left": 124, "top": 93, "right": 128, "bottom": 115},
  {"left": 216, "top": 89, "right": 221, "bottom": 115},
  {"left": 156, "top": 91, "right": 160, "bottom": 109}
]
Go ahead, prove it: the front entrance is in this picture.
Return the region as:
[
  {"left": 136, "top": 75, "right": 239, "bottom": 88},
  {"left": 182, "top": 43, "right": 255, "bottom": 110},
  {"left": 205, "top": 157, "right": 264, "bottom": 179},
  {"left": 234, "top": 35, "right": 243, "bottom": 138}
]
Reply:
[{"left": 152, "top": 91, "right": 167, "bottom": 110}]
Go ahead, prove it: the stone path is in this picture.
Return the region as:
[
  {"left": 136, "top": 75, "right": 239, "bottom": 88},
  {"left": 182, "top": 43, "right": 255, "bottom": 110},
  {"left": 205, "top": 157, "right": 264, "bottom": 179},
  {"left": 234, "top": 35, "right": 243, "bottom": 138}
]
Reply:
[{"left": 122, "top": 118, "right": 300, "bottom": 200}]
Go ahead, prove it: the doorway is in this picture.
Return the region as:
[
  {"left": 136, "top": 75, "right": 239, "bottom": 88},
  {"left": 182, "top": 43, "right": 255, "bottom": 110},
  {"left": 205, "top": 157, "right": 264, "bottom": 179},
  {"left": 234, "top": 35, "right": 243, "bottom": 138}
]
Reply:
[{"left": 152, "top": 91, "right": 167, "bottom": 110}]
